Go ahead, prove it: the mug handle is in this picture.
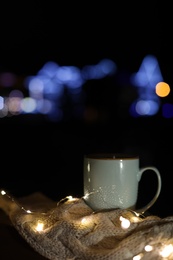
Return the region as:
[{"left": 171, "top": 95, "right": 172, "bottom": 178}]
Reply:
[{"left": 136, "top": 166, "right": 162, "bottom": 214}]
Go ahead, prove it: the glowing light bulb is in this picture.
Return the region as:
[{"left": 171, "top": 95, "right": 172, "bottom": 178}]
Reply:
[
  {"left": 81, "top": 216, "right": 93, "bottom": 226},
  {"left": 133, "top": 253, "right": 143, "bottom": 260},
  {"left": 145, "top": 245, "right": 153, "bottom": 252},
  {"left": 1, "top": 190, "right": 6, "bottom": 195},
  {"left": 120, "top": 216, "right": 130, "bottom": 229},
  {"left": 35, "top": 221, "right": 44, "bottom": 232},
  {"left": 26, "top": 209, "right": 32, "bottom": 213},
  {"left": 66, "top": 196, "right": 73, "bottom": 200},
  {"left": 160, "top": 244, "right": 173, "bottom": 258}
]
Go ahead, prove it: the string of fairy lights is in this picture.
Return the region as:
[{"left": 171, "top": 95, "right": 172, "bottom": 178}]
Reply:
[{"left": 1, "top": 189, "right": 173, "bottom": 259}]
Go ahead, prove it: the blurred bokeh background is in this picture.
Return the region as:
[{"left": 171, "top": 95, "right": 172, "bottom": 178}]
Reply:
[{"left": 0, "top": 2, "right": 173, "bottom": 217}]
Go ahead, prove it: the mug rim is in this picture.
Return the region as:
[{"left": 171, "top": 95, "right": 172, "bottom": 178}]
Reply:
[{"left": 85, "top": 153, "right": 139, "bottom": 160}]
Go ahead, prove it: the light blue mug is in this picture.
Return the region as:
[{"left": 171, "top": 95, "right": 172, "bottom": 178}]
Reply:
[{"left": 83, "top": 153, "right": 162, "bottom": 213}]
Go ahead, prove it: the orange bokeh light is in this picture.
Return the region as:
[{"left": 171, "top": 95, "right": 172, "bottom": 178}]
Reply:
[{"left": 155, "top": 82, "right": 170, "bottom": 97}]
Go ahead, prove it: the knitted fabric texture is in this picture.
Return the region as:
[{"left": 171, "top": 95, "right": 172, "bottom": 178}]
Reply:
[{"left": 0, "top": 190, "right": 173, "bottom": 260}]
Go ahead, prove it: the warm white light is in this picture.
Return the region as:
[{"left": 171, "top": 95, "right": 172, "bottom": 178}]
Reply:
[
  {"left": 81, "top": 217, "right": 87, "bottom": 224},
  {"left": 66, "top": 196, "right": 76, "bottom": 201},
  {"left": 1, "top": 190, "right": 6, "bottom": 195},
  {"left": 2, "top": 188, "right": 173, "bottom": 259},
  {"left": 35, "top": 221, "right": 44, "bottom": 232},
  {"left": 131, "top": 216, "right": 141, "bottom": 223},
  {"left": 67, "top": 196, "right": 73, "bottom": 200},
  {"left": 83, "top": 193, "right": 90, "bottom": 200},
  {"left": 145, "top": 245, "right": 153, "bottom": 252},
  {"left": 160, "top": 244, "right": 173, "bottom": 258},
  {"left": 26, "top": 209, "right": 32, "bottom": 213},
  {"left": 133, "top": 253, "right": 143, "bottom": 260},
  {"left": 81, "top": 216, "right": 93, "bottom": 226},
  {"left": 120, "top": 216, "right": 130, "bottom": 229}
]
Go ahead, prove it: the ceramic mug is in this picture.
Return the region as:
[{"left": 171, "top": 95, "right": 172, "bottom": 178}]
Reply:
[{"left": 83, "top": 153, "right": 162, "bottom": 213}]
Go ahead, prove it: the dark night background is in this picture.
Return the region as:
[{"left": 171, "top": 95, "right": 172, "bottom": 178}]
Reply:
[{"left": 0, "top": 2, "right": 173, "bottom": 219}]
